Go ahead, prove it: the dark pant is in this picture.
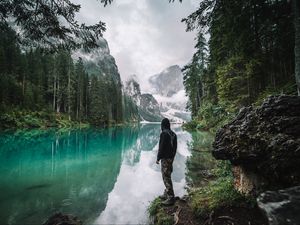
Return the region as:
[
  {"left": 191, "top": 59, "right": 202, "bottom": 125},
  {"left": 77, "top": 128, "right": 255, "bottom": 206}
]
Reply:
[{"left": 161, "top": 158, "right": 174, "bottom": 198}]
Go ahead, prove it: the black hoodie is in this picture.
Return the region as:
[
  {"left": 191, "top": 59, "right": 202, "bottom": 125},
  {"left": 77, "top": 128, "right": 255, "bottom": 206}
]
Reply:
[{"left": 157, "top": 118, "right": 177, "bottom": 161}]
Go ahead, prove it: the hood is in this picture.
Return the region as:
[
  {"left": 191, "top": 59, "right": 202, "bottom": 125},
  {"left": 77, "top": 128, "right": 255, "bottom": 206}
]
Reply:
[{"left": 161, "top": 118, "right": 170, "bottom": 130}]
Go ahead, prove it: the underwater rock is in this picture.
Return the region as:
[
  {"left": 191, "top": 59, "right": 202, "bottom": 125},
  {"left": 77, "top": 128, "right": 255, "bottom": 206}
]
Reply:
[
  {"left": 257, "top": 186, "right": 300, "bottom": 225},
  {"left": 43, "top": 212, "right": 82, "bottom": 225}
]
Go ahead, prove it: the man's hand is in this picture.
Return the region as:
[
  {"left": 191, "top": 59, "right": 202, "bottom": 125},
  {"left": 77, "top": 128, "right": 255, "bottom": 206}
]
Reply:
[{"left": 156, "top": 160, "right": 160, "bottom": 164}]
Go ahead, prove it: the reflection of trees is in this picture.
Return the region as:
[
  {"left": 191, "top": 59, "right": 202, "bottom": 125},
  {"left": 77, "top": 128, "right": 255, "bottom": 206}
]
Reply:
[
  {"left": 138, "top": 124, "right": 160, "bottom": 151},
  {"left": 0, "top": 127, "right": 139, "bottom": 225},
  {"left": 186, "top": 131, "right": 217, "bottom": 187},
  {"left": 122, "top": 124, "right": 160, "bottom": 166}
]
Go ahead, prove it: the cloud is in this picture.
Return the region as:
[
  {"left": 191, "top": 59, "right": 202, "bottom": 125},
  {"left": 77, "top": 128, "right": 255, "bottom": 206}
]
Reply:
[{"left": 74, "top": 0, "right": 198, "bottom": 88}]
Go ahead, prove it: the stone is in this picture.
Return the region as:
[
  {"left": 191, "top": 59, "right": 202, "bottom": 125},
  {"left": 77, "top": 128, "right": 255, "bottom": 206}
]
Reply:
[
  {"left": 212, "top": 95, "right": 300, "bottom": 191},
  {"left": 43, "top": 212, "right": 83, "bottom": 225},
  {"left": 257, "top": 186, "right": 300, "bottom": 225}
]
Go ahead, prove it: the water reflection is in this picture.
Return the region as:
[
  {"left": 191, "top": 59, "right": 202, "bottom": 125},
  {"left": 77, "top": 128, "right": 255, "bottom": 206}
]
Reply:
[
  {"left": 185, "top": 131, "right": 217, "bottom": 187},
  {"left": 0, "top": 127, "right": 136, "bottom": 224},
  {"left": 96, "top": 124, "right": 192, "bottom": 224},
  {"left": 0, "top": 124, "right": 193, "bottom": 225}
]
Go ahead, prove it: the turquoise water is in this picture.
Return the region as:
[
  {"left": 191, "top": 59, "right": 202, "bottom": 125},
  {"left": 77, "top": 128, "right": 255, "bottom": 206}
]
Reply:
[{"left": 0, "top": 124, "right": 202, "bottom": 225}]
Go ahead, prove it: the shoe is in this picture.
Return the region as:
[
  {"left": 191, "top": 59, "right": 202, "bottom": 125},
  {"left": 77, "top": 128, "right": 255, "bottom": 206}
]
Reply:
[
  {"left": 162, "top": 197, "right": 175, "bottom": 206},
  {"left": 159, "top": 194, "right": 167, "bottom": 200}
]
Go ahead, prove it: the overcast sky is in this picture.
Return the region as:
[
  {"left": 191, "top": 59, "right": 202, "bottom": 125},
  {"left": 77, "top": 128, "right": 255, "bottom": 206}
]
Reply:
[{"left": 74, "top": 0, "right": 198, "bottom": 89}]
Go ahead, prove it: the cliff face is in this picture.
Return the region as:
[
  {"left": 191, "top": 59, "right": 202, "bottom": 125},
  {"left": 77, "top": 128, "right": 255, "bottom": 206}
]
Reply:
[
  {"left": 124, "top": 78, "right": 162, "bottom": 122},
  {"left": 212, "top": 95, "right": 300, "bottom": 225},
  {"left": 72, "top": 37, "right": 123, "bottom": 123},
  {"left": 73, "top": 38, "right": 121, "bottom": 84},
  {"left": 149, "top": 65, "right": 184, "bottom": 97}
]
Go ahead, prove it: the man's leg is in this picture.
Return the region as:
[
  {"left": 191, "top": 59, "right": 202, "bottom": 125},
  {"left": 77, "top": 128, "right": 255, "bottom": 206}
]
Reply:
[{"left": 161, "top": 158, "right": 175, "bottom": 201}]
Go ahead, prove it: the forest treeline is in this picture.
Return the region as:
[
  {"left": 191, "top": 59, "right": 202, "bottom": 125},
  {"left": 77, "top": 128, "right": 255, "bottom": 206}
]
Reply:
[
  {"left": 183, "top": 0, "right": 297, "bottom": 130},
  {"left": 0, "top": 24, "right": 129, "bottom": 128}
]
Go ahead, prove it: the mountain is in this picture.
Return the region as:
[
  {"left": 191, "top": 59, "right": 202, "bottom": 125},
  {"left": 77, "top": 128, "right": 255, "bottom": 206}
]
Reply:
[
  {"left": 149, "top": 65, "right": 184, "bottom": 97},
  {"left": 124, "top": 78, "right": 162, "bottom": 122},
  {"left": 72, "top": 38, "right": 121, "bottom": 83},
  {"left": 148, "top": 65, "right": 191, "bottom": 123},
  {"left": 72, "top": 38, "right": 124, "bottom": 124}
]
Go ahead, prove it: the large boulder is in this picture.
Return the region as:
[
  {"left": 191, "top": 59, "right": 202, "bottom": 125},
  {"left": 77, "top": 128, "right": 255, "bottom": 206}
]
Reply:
[{"left": 212, "top": 95, "right": 300, "bottom": 192}]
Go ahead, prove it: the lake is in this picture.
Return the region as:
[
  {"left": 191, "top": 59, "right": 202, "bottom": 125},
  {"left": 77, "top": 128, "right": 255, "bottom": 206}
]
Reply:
[{"left": 0, "top": 124, "right": 215, "bottom": 225}]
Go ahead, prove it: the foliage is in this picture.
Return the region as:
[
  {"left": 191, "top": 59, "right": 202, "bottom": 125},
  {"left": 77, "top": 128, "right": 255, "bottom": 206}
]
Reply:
[
  {"left": 182, "top": 120, "right": 198, "bottom": 130},
  {"left": 189, "top": 161, "right": 256, "bottom": 218},
  {"left": 0, "top": 1, "right": 114, "bottom": 50},
  {"left": 148, "top": 198, "right": 162, "bottom": 217},
  {"left": 148, "top": 198, "right": 174, "bottom": 225},
  {"left": 0, "top": 110, "right": 90, "bottom": 129},
  {"left": 182, "top": 33, "right": 209, "bottom": 117},
  {"left": 0, "top": 25, "right": 125, "bottom": 127},
  {"left": 190, "top": 177, "right": 246, "bottom": 218},
  {"left": 182, "top": 0, "right": 296, "bottom": 130}
]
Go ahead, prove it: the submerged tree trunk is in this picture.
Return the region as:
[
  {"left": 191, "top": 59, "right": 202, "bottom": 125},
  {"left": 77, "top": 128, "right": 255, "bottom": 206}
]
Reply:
[
  {"left": 56, "top": 76, "right": 60, "bottom": 113},
  {"left": 295, "top": 0, "right": 300, "bottom": 95},
  {"left": 67, "top": 59, "right": 71, "bottom": 121}
]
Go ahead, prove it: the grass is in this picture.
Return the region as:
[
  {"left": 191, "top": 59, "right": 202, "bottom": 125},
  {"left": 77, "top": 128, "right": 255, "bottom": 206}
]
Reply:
[
  {"left": 0, "top": 110, "right": 90, "bottom": 130},
  {"left": 189, "top": 177, "right": 250, "bottom": 218},
  {"left": 189, "top": 161, "right": 256, "bottom": 218},
  {"left": 148, "top": 198, "right": 174, "bottom": 225}
]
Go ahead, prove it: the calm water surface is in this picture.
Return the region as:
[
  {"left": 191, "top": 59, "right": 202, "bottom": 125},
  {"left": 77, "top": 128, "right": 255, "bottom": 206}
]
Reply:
[{"left": 0, "top": 124, "right": 214, "bottom": 225}]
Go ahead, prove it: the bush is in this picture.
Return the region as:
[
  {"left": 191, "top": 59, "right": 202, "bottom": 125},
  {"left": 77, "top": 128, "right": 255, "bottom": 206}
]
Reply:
[
  {"left": 190, "top": 176, "right": 249, "bottom": 218},
  {"left": 194, "top": 101, "right": 232, "bottom": 132},
  {"left": 148, "top": 198, "right": 162, "bottom": 217},
  {"left": 182, "top": 120, "right": 198, "bottom": 130}
]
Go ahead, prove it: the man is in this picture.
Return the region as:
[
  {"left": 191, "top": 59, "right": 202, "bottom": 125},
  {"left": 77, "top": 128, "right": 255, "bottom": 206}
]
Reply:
[{"left": 156, "top": 118, "right": 177, "bottom": 206}]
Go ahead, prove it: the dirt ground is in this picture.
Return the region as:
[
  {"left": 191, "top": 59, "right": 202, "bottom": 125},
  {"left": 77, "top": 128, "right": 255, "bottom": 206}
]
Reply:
[{"left": 161, "top": 198, "right": 269, "bottom": 225}]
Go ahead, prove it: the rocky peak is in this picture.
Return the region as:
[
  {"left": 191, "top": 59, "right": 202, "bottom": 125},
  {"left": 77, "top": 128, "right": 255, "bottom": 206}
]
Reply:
[
  {"left": 124, "top": 77, "right": 141, "bottom": 101},
  {"left": 72, "top": 37, "right": 120, "bottom": 83},
  {"left": 124, "top": 77, "right": 162, "bottom": 122},
  {"left": 149, "top": 65, "right": 183, "bottom": 97}
]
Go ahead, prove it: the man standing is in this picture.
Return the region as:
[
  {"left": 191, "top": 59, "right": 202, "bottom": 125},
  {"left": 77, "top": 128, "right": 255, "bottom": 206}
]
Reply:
[{"left": 156, "top": 118, "right": 177, "bottom": 206}]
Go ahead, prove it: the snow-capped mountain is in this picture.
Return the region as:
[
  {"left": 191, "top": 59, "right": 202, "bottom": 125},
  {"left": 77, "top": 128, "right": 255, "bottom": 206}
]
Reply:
[
  {"left": 124, "top": 78, "right": 162, "bottom": 122},
  {"left": 148, "top": 65, "right": 191, "bottom": 123}
]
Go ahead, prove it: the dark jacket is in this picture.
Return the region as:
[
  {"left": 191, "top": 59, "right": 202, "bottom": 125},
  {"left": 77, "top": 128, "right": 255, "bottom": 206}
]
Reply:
[{"left": 157, "top": 119, "right": 177, "bottom": 161}]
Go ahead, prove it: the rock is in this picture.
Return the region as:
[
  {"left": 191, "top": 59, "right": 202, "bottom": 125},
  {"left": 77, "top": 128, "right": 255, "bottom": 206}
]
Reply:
[
  {"left": 43, "top": 212, "right": 82, "bottom": 225},
  {"left": 124, "top": 77, "right": 163, "bottom": 122},
  {"left": 148, "top": 65, "right": 191, "bottom": 122},
  {"left": 212, "top": 95, "right": 300, "bottom": 191},
  {"left": 257, "top": 186, "right": 300, "bottom": 225},
  {"left": 149, "top": 65, "right": 184, "bottom": 97}
]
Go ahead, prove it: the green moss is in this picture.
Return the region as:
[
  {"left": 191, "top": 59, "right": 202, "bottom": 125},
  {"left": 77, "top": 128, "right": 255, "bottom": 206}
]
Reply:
[
  {"left": 156, "top": 212, "right": 173, "bottom": 225},
  {"left": 148, "top": 198, "right": 174, "bottom": 225},
  {"left": 190, "top": 177, "right": 249, "bottom": 218},
  {"left": 148, "top": 198, "right": 162, "bottom": 217}
]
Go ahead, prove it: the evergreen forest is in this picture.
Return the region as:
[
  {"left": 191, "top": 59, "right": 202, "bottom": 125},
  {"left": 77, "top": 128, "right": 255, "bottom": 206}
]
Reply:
[
  {"left": 182, "top": 0, "right": 298, "bottom": 131},
  {"left": 0, "top": 24, "right": 126, "bottom": 128}
]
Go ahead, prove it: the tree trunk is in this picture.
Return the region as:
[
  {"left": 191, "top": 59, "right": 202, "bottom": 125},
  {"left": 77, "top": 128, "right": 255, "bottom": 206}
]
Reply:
[{"left": 295, "top": 0, "right": 300, "bottom": 95}]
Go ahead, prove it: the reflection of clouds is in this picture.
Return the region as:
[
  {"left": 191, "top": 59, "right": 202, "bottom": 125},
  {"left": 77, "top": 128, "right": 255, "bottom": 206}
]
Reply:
[
  {"left": 96, "top": 124, "right": 192, "bottom": 224},
  {"left": 122, "top": 124, "right": 160, "bottom": 166},
  {"left": 0, "top": 128, "right": 128, "bottom": 225}
]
